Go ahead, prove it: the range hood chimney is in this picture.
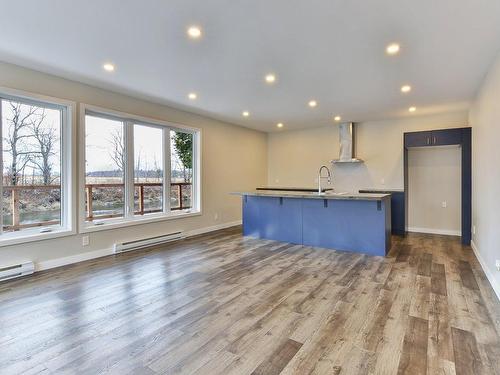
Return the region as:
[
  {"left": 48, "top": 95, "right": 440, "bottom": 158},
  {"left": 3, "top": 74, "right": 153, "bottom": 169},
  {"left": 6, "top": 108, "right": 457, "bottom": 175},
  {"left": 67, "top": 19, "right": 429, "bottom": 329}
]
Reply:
[{"left": 331, "top": 122, "right": 364, "bottom": 164}]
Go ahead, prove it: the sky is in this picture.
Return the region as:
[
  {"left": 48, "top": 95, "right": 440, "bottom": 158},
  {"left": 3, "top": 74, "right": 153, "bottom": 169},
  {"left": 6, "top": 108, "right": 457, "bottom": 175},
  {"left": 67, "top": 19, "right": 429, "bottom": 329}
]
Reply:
[
  {"left": 85, "top": 115, "right": 187, "bottom": 177},
  {"left": 1, "top": 99, "right": 61, "bottom": 181}
]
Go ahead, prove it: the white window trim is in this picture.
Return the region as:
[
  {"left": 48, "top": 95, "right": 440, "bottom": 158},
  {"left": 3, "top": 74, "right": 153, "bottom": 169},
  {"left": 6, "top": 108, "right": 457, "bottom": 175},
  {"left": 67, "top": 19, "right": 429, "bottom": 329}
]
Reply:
[
  {"left": 0, "top": 87, "right": 76, "bottom": 247},
  {"left": 79, "top": 103, "right": 202, "bottom": 233}
]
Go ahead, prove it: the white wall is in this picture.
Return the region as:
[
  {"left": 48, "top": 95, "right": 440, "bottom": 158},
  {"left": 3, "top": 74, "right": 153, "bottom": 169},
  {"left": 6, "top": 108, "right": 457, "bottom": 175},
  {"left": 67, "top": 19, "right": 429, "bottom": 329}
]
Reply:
[
  {"left": 407, "top": 146, "right": 461, "bottom": 235},
  {"left": 0, "top": 61, "right": 267, "bottom": 268},
  {"left": 267, "top": 112, "right": 468, "bottom": 193},
  {"left": 469, "top": 51, "right": 500, "bottom": 298}
]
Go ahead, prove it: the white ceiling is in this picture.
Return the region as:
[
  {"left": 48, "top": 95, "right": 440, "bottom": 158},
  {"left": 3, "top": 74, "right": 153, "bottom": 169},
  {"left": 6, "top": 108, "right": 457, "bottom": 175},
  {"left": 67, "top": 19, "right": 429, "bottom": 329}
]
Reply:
[{"left": 1, "top": 0, "right": 500, "bottom": 132}]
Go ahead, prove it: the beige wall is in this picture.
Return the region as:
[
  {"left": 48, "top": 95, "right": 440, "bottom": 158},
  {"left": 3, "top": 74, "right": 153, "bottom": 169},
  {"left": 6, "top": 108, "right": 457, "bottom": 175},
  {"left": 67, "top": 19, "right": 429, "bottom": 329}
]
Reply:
[
  {"left": 407, "top": 146, "right": 461, "bottom": 235},
  {"left": 469, "top": 51, "right": 500, "bottom": 297},
  {"left": 0, "top": 61, "right": 267, "bottom": 267},
  {"left": 268, "top": 112, "right": 468, "bottom": 192},
  {"left": 267, "top": 112, "right": 468, "bottom": 234}
]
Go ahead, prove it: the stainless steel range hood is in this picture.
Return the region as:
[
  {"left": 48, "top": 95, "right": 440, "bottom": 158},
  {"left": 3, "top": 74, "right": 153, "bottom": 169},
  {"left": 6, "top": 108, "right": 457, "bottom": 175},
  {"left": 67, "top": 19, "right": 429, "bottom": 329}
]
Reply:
[{"left": 331, "top": 122, "right": 364, "bottom": 164}]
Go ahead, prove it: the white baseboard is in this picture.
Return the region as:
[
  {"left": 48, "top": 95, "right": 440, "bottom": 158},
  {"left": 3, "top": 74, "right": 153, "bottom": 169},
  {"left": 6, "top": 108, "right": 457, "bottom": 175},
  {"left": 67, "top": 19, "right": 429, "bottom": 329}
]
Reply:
[
  {"left": 407, "top": 227, "right": 461, "bottom": 236},
  {"left": 36, "top": 247, "right": 114, "bottom": 271},
  {"left": 35, "top": 220, "right": 242, "bottom": 273},
  {"left": 185, "top": 220, "right": 242, "bottom": 237},
  {"left": 471, "top": 240, "right": 500, "bottom": 301}
]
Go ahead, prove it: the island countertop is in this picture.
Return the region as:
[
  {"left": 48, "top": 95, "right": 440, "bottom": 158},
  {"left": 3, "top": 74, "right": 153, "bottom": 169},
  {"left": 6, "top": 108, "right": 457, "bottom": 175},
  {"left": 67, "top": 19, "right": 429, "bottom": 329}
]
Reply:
[{"left": 232, "top": 190, "right": 390, "bottom": 201}]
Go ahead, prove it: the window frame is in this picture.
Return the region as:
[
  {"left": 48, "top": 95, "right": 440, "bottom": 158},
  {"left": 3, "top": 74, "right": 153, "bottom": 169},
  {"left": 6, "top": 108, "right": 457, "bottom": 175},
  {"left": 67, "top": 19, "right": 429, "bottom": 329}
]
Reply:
[
  {"left": 0, "top": 87, "right": 76, "bottom": 247},
  {"left": 79, "top": 104, "right": 201, "bottom": 233}
]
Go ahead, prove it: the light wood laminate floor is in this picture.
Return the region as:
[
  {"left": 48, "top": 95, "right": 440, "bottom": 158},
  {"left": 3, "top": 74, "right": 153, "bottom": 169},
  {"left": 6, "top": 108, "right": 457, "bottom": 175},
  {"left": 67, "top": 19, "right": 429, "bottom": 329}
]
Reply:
[{"left": 1, "top": 227, "right": 499, "bottom": 375}]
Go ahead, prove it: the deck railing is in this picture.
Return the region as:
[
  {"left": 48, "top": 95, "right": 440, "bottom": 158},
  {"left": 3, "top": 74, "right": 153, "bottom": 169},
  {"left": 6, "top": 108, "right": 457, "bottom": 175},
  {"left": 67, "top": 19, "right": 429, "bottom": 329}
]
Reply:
[{"left": 2, "top": 182, "right": 191, "bottom": 231}]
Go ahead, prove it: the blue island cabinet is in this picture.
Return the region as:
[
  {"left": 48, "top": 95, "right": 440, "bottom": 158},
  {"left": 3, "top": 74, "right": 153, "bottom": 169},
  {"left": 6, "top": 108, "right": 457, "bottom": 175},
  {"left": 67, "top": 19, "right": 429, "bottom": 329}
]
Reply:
[{"left": 242, "top": 194, "right": 392, "bottom": 256}]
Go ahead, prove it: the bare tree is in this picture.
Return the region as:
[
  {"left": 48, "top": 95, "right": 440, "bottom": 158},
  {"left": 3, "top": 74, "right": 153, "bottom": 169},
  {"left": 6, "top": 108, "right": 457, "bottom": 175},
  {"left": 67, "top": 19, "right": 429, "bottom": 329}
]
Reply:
[
  {"left": 153, "top": 156, "right": 162, "bottom": 181},
  {"left": 3, "top": 102, "right": 40, "bottom": 185},
  {"left": 135, "top": 149, "right": 142, "bottom": 182},
  {"left": 30, "top": 112, "right": 58, "bottom": 185},
  {"left": 108, "top": 127, "right": 125, "bottom": 173}
]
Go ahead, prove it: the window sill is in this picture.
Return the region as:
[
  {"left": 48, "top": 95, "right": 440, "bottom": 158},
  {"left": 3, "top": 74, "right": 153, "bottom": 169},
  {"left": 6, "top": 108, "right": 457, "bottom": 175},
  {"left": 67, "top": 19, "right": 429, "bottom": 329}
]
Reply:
[
  {"left": 0, "top": 227, "right": 75, "bottom": 248},
  {"left": 80, "top": 210, "right": 202, "bottom": 233}
]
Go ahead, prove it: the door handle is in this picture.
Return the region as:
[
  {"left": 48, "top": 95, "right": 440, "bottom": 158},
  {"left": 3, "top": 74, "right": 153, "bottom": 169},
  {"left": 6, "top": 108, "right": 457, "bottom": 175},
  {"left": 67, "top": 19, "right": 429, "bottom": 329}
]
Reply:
[
  {"left": 433, "top": 136, "right": 437, "bottom": 144},
  {"left": 427, "top": 137, "right": 430, "bottom": 145}
]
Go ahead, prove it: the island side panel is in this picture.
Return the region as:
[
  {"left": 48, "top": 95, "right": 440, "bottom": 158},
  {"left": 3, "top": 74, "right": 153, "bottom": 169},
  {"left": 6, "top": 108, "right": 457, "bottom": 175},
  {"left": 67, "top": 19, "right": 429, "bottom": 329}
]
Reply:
[
  {"left": 242, "top": 195, "right": 302, "bottom": 244},
  {"left": 302, "top": 198, "right": 391, "bottom": 256},
  {"left": 242, "top": 195, "right": 260, "bottom": 237}
]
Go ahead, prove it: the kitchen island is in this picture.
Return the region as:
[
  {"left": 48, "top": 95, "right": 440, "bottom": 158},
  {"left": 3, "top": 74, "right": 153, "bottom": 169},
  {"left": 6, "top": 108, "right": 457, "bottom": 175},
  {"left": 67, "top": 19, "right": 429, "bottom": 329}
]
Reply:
[{"left": 233, "top": 190, "right": 392, "bottom": 256}]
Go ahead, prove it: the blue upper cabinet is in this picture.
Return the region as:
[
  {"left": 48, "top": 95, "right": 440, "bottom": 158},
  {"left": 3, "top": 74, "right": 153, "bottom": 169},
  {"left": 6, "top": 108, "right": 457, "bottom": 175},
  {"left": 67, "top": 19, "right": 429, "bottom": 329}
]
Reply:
[
  {"left": 404, "top": 131, "right": 433, "bottom": 147},
  {"left": 431, "top": 128, "right": 463, "bottom": 146},
  {"left": 404, "top": 128, "right": 463, "bottom": 147}
]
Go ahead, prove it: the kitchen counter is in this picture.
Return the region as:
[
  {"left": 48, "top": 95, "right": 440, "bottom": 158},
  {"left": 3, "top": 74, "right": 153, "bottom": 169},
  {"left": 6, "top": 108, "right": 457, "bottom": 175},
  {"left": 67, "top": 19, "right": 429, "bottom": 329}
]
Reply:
[
  {"left": 256, "top": 186, "right": 333, "bottom": 192},
  {"left": 235, "top": 189, "right": 392, "bottom": 256},
  {"left": 233, "top": 190, "right": 390, "bottom": 201},
  {"left": 359, "top": 188, "right": 404, "bottom": 193}
]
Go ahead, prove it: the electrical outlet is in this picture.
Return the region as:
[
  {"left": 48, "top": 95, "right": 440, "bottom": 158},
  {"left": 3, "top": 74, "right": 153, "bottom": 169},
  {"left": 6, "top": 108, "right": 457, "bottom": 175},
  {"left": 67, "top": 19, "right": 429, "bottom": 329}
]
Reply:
[
  {"left": 441, "top": 201, "right": 447, "bottom": 208},
  {"left": 82, "top": 236, "right": 89, "bottom": 247},
  {"left": 214, "top": 212, "right": 219, "bottom": 221},
  {"left": 473, "top": 225, "right": 476, "bottom": 235},
  {"left": 381, "top": 178, "right": 385, "bottom": 185},
  {"left": 496, "top": 260, "right": 500, "bottom": 272}
]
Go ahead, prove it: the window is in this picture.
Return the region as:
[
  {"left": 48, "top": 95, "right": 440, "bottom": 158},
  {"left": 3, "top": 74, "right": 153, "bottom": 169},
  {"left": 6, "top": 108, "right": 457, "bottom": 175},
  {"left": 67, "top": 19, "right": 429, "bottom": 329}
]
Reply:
[
  {"left": 0, "top": 90, "right": 73, "bottom": 243},
  {"left": 134, "top": 124, "right": 164, "bottom": 216},
  {"left": 84, "top": 115, "right": 125, "bottom": 220},
  {"left": 82, "top": 106, "right": 200, "bottom": 230}
]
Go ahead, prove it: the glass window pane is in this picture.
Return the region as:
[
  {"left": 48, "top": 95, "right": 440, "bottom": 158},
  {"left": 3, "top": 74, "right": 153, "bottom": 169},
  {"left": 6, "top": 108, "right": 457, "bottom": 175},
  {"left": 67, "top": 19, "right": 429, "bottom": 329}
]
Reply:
[
  {"left": 85, "top": 115, "right": 125, "bottom": 221},
  {"left": 170, "top": 130, "right": 193, "bottom": 211},
  {"left": 133, "top": 124, "right": 163, "bottom": 216},
  {"left": 1, "top": 99, "right": 62, "bottom": 232}
]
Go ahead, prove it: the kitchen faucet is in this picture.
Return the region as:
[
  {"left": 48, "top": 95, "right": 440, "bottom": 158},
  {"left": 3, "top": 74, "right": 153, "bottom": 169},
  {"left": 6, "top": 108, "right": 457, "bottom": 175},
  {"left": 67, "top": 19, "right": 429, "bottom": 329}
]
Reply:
[{"left": 318, "top": 165, "right": 332, "bottom": 194}]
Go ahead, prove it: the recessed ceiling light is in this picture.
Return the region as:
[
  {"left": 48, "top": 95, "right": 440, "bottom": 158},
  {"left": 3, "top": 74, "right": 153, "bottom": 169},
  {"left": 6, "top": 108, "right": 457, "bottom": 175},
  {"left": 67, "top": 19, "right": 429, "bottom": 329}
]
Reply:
[
  {"left": 187, "top": 26, "right": 202, "bottom": 39},
  {"left": 188, "top": 92, "right": 197, "bottom": 100},
  {"left": 401, "top": 85, "right": 412, "bottom": 93},
  {"left": 265, "top": 74, "right": 276, "bottom": 84},
  {"left": 334, "top": 116, "right": 341, "bottom": 122},
  {"left": 386, "top": 43, "right": 400, "bottom": 55},
  {"left": 276, "top": 122, "right": 284, "bottom": 128},
  {"left": 409, "top": 106, "right": 417, "bottom": 112},
  {"left": 308, "top": 100, "right": 317, "bottom": 108},
  {"left": 103, "top": 63, "right": 115, "bottom": 72},
  {"left": 242, "top": 111, "right": 250, "bottom": 117}
]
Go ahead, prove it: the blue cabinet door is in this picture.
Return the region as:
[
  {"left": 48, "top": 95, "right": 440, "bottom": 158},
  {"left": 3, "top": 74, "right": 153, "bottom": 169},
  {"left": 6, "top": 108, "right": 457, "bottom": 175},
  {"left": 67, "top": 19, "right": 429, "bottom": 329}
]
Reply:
[
  {"left": 391, "top": 192, "right": 405, "bottom": 235},
  {"left": 404, "top": 131, "right": 432, "bottom": 147},
  {"left": 431, "top": 128, "right": 462, "bottom": 146}
]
